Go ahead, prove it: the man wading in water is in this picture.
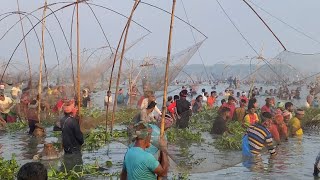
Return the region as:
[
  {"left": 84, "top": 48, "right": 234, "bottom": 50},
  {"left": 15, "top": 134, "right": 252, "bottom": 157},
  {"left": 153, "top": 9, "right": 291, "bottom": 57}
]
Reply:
[
  {"left": 121, "top": 124, "right": 169, "bottom": 180},
  {"left": 176, "top": 90, "right": 192, "bottom": 129}
]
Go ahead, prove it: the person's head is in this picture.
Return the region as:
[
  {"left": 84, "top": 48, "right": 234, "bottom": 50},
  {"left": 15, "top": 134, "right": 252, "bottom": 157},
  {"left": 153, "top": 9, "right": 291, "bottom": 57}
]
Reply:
[
  {"left": 261, "top": 112, "right": 272, "bottom": 122},
  {"left": 282, "top": 110, "right": 290, "bottom": 120},
  {"left": 221, "top": 99, "right": 226, "bottom": 105},
  {"left": 0, "top": 91, "right": 5, "bottom": 101},
  {"left": 240, "top": 99, "right": 247, "bottom": 107},
  {"left": 241, "top": 91, "right": 246, "bottom": 97},
  {"left": 219, "top": 107, "right": 231, "bottom": 120},
  {"left": 157, "top": 114, "right": 174, "bottom": 130},
  {"left": 146, "top": 101, "right": 157, "bottom": 113},
  {"left": 180, "top": 90, "right": 188, "bottom": 99},
  {"left": 167, "top": 96, "right": 173, "bottom": 103},
  {"left": 148, "top": 94, "right": 156, "bottom": 102},
  {"left": 17, "top": 162, "right": 48, "bottom": 180},
  {"left": 236, "top": 92, "right": 240, "bottom": 97},
  {"left": 285, "top": 102, "right": 294, "bottom": 112},
  {"left": 211, "top": 91, "right": 217, "bottom": 96},
  {"left": 107, "top": 90, "right": 111, "bottom": 96},
  {"left": 173, "top": 95, "right": 179, "bottom": 101},
  {"left": 196, "top": 95, "right": 203, "bottom": 102},
  {"left": 247, "top": 104, "right": 256, "bottom": 114},
  {"left": 134, "top": 124, "right": 152, "bottom": 149},
  {"left": 204, "top": 92, "right": 209, "bottom": 97},
  {"left": 228, "top": 96, "right": 235, "bottom": 105},
  {"left": 202, "top": 88, "right": 205, "bottom": 93},
  {"left": 265, "top": 98, "right": 272, "bottom": 106},
  {"left": 295, "top": 109, "right": 305, "bottom": 120},
  {"left": 248, "top": 98, "right": 258, "bottom": 108}
]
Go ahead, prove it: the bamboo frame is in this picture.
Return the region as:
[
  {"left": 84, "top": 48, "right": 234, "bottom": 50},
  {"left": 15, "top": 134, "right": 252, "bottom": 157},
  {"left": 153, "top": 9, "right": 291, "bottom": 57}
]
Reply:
[
  {"left": 76, "top": 0, "right": 81, "bottom": 121},
  {"left": 38, "top": 0, "right": 48, "bottom": 123},
  {"left": 160, "top": 0, "right": 177, "bottom": 137},
  {"left": 16, "top": 0, "right": 32, "bottom": 91},
  {"left": 111, "top": 0, "right": 140, "bottom": 134}
]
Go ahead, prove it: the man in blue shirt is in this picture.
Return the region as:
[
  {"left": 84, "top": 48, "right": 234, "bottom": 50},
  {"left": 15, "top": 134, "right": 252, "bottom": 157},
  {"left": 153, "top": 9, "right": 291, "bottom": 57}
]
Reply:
[{"left": 120, "top": 124, "right": 169, "bottom": 180}]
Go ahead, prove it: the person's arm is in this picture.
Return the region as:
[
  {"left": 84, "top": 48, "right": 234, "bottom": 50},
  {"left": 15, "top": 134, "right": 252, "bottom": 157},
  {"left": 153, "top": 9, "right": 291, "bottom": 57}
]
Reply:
[
  {"left": 291, "top": 120, "right": 301, "bottom": 135},
  {"left": 154, "top": 139, "right": 169, "bottom": 177},
  {"left": 72, "top": 119, "right": 84, "bottom": 145},
  {"left": 265, "top": 133, "right": 276, "bottom": 156},
  {"left": 120, "top": 169, "right": 127, "bottom": 180},
  {"left": 140, "top": 99, "right": 147, "bottom": 110},
  {"left": 155, "top": 105, "right": 162, "bottom": 115}
]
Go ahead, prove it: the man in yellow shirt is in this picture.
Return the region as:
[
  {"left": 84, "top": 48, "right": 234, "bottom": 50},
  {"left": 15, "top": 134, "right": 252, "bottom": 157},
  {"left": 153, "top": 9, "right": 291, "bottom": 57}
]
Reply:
[{"left": 289, "top": 109, "right": 304, "bottom": 136}]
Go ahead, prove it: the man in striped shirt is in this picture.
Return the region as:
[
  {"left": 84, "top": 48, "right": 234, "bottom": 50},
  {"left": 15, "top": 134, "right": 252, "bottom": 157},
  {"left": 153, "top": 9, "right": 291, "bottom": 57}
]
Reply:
[{"left": 242, "top": 123, "right": 276, "bottom": 156}]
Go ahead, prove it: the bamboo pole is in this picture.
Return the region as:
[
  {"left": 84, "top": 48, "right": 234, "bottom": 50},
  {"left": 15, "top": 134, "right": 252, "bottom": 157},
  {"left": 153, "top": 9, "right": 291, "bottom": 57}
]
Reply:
[
  {"left": 160, "top": 0, "right": 176, "bottom": 137},
  {"left": 111, "top": 0, "right": 140, "bottom": 134},
  {"left": 38, "top": 0, "right": 48, "bottom": 123},
  {"left": 16, "top": 0, "right": 32, "bottom": 91},
  {"left": 76, "top": 0, "right": 81, "bottom": 121}
]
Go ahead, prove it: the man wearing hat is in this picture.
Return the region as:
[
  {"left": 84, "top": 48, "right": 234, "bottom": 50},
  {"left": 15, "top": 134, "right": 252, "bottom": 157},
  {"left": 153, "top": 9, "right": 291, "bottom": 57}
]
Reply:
[
  {"left": 176, "top": 90, "right": 191, "bottom": 129},
  {"left": 289, "top": 109, "right": 304, "bottom": 136},
  {"left": 121, "top": 124, "right": 169, "bottom": 180}
]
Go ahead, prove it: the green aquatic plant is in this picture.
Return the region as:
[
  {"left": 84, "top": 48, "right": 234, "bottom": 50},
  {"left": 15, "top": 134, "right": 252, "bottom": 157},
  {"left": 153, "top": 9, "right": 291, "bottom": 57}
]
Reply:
[
  {"left": 167, "top": 128, "right": 203, "bottom": 144},
  {"left": 48, "top": 162, "right": 120, "bottom": 179},
  {"left": 190, "top": 107, "right": 218, "bottom": 132},
  {"left": 215, "top": 121, "right": 246, "bottom": 150},
  {"left": 83, "top": 127, "right": 127, "bottom": 151},
  {"left": 302, "top": 107, "right": 320, "bottom": 127},
  {"left": 5, "top": 120, "right": 28, "bottom": 132},
  {"left": 0, "top": 154, "right": 19, "bottom": 180}
]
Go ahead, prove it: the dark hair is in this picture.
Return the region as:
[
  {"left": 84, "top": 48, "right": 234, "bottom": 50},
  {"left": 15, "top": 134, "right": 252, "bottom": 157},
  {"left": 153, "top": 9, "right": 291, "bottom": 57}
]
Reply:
[
  {"left": 173, "top": 95, "right": 179, "bottom": 100},
  {"left": 196, "top": 95, "right": 203, "bottom": 101},
  {"left": 248, "top": 98, "right": 257, "bottom": 107},
  {"left": 147, "top": 101, "right": 157, "bottom": 109},
  {"left": 285, "top": 102, "right": 293, "bottom": 109},
  {"left": 248, "top": 104, "right": 255, "bottom": 110},
  {"left": 221, "top": 99, "right": 226, "bottom": 105},
  {"left": 228, "top": 96, "right": 235, "bottom": 101},
  {"left": 202, "top": 88, "right": 205, "bottom": 93},
  {"left": 211, "top": 91, "right": 216, "bottom": 95},
  {"left": 168, "top": 96, "right": 173, "bottom": 102},
  {"left": 17, "top": 162, "right": 48, "bottom": 180},
  {"left": 30, "top": 100, "right": 37, "bottom": 105},
  {"left": 220, "top": 107, "right": 231, "bottom": 114},
  {"left": 262, "top": 112, "right": 272, "bottom": 119}
]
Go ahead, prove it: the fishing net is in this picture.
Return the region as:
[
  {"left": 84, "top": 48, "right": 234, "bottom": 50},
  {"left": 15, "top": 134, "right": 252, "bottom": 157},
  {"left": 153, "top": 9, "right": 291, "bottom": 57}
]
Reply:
[{"left": 137, "top": 40, "right": 204, "bottom": 92}]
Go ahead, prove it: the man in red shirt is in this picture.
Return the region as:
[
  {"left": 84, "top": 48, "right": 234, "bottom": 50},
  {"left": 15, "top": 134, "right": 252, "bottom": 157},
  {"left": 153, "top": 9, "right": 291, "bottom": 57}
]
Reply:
[
  {"left": 261, "top": 98, "right": 272, "bottom": 114},
  {"left": 219, "top": 96, "right": 236, "bottom": 119}
]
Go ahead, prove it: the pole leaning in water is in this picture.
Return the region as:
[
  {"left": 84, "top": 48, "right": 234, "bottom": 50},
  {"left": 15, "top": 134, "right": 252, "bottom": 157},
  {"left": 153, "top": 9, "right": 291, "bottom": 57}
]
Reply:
[
  {"left": 111, "top": 0, "right": 140, "bottom": 134},
  {"left": 76, "top": 0, "right": 81, "bottom": 122},
  {"left": 161, "top": 0, "right": 176, "bottom": 137},
  {"left": 38, "top": 0, "right": 48, "bottom": 123}
]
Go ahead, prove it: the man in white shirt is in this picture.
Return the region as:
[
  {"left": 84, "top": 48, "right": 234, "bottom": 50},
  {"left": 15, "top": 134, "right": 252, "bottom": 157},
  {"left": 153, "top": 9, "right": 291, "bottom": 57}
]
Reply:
[
  {"left": 105, "top": 90, "right": 113, "bottom": 107},
  {"left": 140, "top": 94, "right": 161, "bottom": 116},
  {"left": 0, "top": 91, "right": 13, "bottom": 122}
]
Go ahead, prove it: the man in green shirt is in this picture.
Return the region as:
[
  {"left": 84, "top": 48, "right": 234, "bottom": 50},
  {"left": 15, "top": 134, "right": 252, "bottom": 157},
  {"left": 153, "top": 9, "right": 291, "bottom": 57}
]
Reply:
[{"left": 120, "top": 124, "right": 169, "bottom": 180}]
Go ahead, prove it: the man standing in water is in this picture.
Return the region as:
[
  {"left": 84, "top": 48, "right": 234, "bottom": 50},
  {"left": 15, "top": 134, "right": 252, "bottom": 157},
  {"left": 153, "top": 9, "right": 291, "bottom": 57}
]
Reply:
[
  {"left": 120, "top": 124, "right": 169, "bottom": 180},
  {"left": 219, "top": 96, "right": 236, "bottom": 120},
  {"left": 211, "top": 107, "right": 231, "bottom": 135},
  {"left": 176, "top": 90, "right": 191, "bottom": 129},
  {"left": 289, "top": 109, "right": 304, "bottom": 137},
  {"left": 0, "top": 91, "right": 14, "bottom": 122}
]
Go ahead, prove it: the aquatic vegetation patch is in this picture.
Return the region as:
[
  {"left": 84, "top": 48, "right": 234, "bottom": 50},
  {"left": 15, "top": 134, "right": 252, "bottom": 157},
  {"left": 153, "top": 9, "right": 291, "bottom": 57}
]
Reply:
[
  {"left": 83, "top": 126, "right": 128, "bottom": 151},
  {"left": 5, "top": 121, "right": 28, "bottom": 132},
  {"left": 190, "top": 108, "right": 218, "bottom": 132},
  {"left": 302, "top": 108, "right": 320, "bottom": 127},
  {"left": 167, "top": 128, "right": 203, "bottom": 144},
  {"left": 215, "top": 121, "right": 246, "bottom": 150},
  {"left": 48, "top": 161, "right": 120, "bottom": 179},
  {"left": 0, "top": 155, "right": 19, "bottom": 180}
]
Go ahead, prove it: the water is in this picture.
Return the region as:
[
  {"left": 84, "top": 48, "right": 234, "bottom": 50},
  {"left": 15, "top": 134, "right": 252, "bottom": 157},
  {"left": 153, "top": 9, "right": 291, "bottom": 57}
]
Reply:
[{"left": 0, "top": 83, "right": 317, "bottom": 179}]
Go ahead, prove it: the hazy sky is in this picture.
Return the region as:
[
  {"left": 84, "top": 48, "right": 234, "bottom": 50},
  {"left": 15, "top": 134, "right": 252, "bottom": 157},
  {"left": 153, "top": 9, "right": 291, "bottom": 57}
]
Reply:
[{"left": 0, "top": 0, "right": 320, "bottom": 70}]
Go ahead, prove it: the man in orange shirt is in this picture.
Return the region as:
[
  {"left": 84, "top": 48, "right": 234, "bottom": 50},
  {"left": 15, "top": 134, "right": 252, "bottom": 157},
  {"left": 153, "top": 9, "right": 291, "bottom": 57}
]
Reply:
[{"left": 207, "top": 91, "right": 217, "bottom": 108}]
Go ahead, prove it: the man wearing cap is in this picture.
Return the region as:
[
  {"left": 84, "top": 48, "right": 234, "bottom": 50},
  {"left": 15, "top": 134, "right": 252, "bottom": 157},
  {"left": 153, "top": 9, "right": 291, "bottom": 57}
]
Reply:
[
  {"left": 0, "top": 91, "right": 14, "bottom": 122},
  {"left": 121, "top": 124, "right": 169, "bottom": 180},
  {"left": 176, "top": 90, "right": 191, "bottom": 129},
  {"left": 60, "top": 101, "right": 83, "bottom": 154},
  {"left": 289, "top": 109, "right": 304, "bottom": 136},
  {"left": 219, "top": 96, "right": 236, "bottom": 120}
]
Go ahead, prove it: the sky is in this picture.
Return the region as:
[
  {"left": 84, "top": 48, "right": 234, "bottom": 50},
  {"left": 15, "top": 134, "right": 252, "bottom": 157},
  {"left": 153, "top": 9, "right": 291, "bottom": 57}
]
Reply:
[{"left": 0, "top": 0, "right": 320, "bottom": 71}]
